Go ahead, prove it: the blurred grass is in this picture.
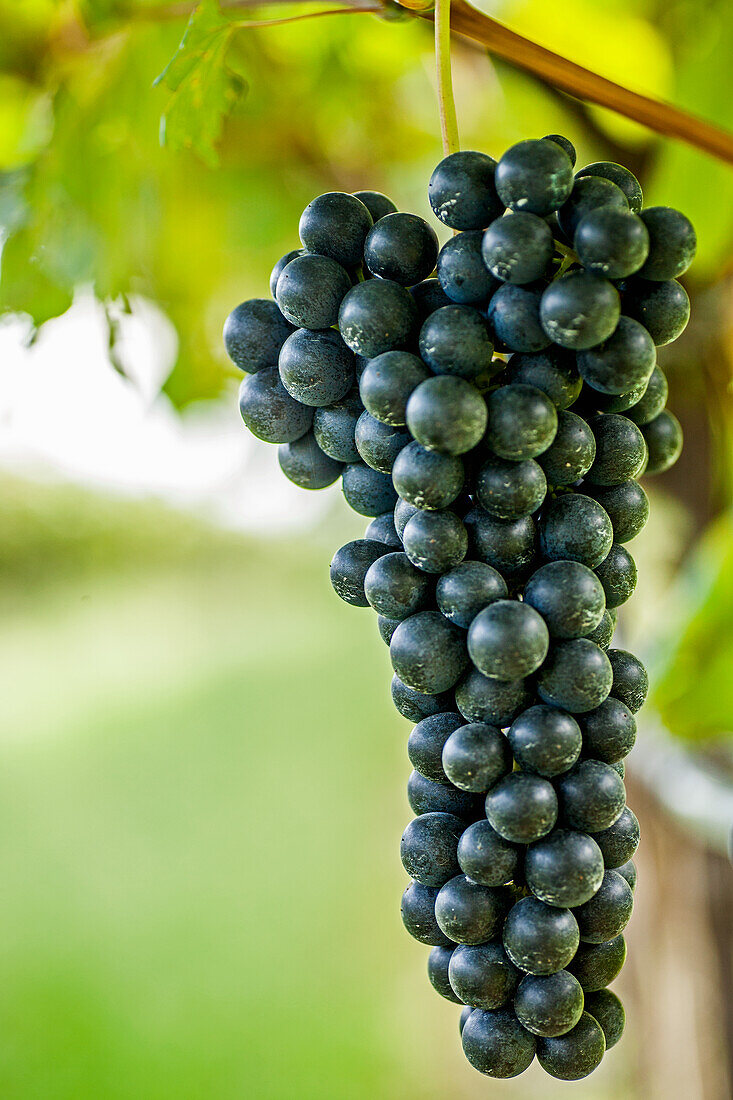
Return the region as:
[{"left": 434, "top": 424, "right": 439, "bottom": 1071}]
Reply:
[{"left": 0, "top": 478, "right": 634, "bottom": 1098}]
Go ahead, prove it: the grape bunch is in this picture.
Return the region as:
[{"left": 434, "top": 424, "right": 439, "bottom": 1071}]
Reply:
[{"left": 224, "top": 134, "right": 691, "bottom": 1081}]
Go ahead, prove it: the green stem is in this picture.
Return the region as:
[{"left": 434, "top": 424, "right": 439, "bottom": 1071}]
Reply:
[{"left": 434, "top": 0, "right": 459, "bottom": 156}]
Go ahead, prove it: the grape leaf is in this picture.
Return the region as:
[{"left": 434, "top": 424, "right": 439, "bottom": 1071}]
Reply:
[
  {"left": 652, "top": 512, "right": 733, "bottom": 741},
  {"left": 155, "top": 0, "right": 247, "bottom": 167}
]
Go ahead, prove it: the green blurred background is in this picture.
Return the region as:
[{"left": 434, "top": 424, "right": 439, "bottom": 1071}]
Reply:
[{"left": 1, "top": 0, "right": 733, "bottom": 1096}]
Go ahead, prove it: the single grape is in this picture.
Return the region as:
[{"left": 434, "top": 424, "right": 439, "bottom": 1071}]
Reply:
[
  {"left": 558, "top": 760, "right": 626, "bottom": 832},
  {"left": 342, "top": 462, "right": 397, "bottom": 516},
  {"left": 364, "top": 212, "right": 439, "bottom": 285},
  {"left": 355, "top": 412, "right": 411, "bottom": 473},
  {"left": 575, "top": 161, "right": 643, "bottom": 212},
  {"left": 393, "top": 496, "right": 420, "bottom": 539},
  {"left": 429, "top": 150, "right": 504, "bottom": 230},
  {"left": 525, "top": 828, "right": 604, "bottom": 908},
  {"left": 537, "top": 1012, "right": 606, "bottom": 1080},
  {"left": 400, "top": 812, "right": 465, "bottom": 886},
  {"left": 299, "top": 191, "right": 373, "bottom": 266},
  {"left": 581, "top": 697, "right": 636, "bottom": 763},
  {"left": 538, "top": 639, "right": 613, "bottom": 713},
  {"left": 338, "top": 279, "right": 418, "bottom": 358},
  {"left": 378, "top": 616, "right": 400, "bottom": 644},
  {"left": 359, "top": 350, "right": 429, "bottom": 427},
  {"left": 557, "top": 176, "right": 628, "bottom": 240},
  {"left": 589, "top": 806, "right": 640, "bottom": 868},
  {"left": 313, "top": 389, "right": 362, "bottom": 462},
  {"left": 539, "top": 495, "right": 613, "bottom": 568},
  {"left": 587, "top": 480, "right": 649, "bottom": 543},
  {"left": 269, "top": 248, "right": 303, "bottom": 298},
  {"left": 626, "top": 366, "right": 668, "bottom": 426},
  {"left": 501, "top": 348, "right": 582, "bottom": 409},
  {"left": 577, "top": 316, "right": 656, "bottom": 396},
  {"left": 438, "top": 230, "right": 498, "bottom": 304},
  {"left": 391, "top": 675, "right": 454, "bottom": 722},
  {"left": 586, "top": 610, "right": 615, "bottom": 649},
  {"left": 544, "top": 134, "right": 576, "bottom": 166},
  {"left": 442, "top": 721, "right": 512, "bottom": 792},
  {"left": 403, "top": 509, "right": 468, "bottom": 573},
  {"left": 364, "top": 510, "right": 402, "bottom": 547},
  {"left": 540, "top": 272, "right": 621, "bottom": 350},
  {"left": 615, "top": 860, "right": 637, "bottom": 892},
  {"left": 486, "top": 384, "right": 558, "bottom": 460},
  {"left": 507, "top": 706, "right": 582, "bottom": 778},
  {"left": 238, "top": 367, "right": 313, "bottom": 444},
  {"left": 567, "top": 935, "right": 626, "bottom": 991},
  {"left": 401, "top": 880, "right": 454, "bottom": 947},
  {"left": 364, "top": 551, "right": 432, "bottom": 619},
  {"left": 482, "top": 212, "right": 554, "bottom": 284},
  {"left": 329, "top": 538, "right": 390, "bottom": 607},
  {"left": 449, "top": 943, "right": 520, "bottom": 1010},
  {"left": 352, "top": 189, "right": 397, "bottom": 222},
  {"left": 503, "top": 896, "right": 580, "bottom": 975},
  {"left": 392, "top": 441, "right": 464, "bottom": 511},
  {"left": 623, "top": 277, "right": 690, "bottom": 346},
  {"left": 455, "top": 667, "right": 531, "bottom": 727},
  {"left": 476, "top": 455, "right": 547, "bottom": 520},
  {"left": 514, "top": 971, "right": 584, "bottom": 1037},
  {"left": 495, "top": 139, "right": 573, "bottom": 216},
  {"left": 487, "top": 283, "right": 551, "bottom": 353},
  {"left": 607, "top": 649, "right": 648, "bottom": 712},
  {"left": 524, "top": 561, "right": 605, "bottom": 639},
  {"left": 279, "top": 327, "right": 354, "bottom": 406},
  {"left": 584, "top": 989, "right": 625, "bottom": 1049},
  {"left": 638, "top": 206, "right": 697, "bottom": 281},
  {"left": 574, "top": 207, "right": 649, "bottom": 279},
  {"left": 457, "top": 819, "right": 520, "bottom": 886},
  {"left": 410, "top": 278, "right": 453, "bottom": 321},
  {"left": 406, "top": 375, "right": 488, "bottom": 456},
  {"left": 595, "top": 543, "right": 637, "bottom": 608},
  {"left": 574, "top": 869, "right": 633, "bottom": 943},
  {"left": 428, "top": 944, "right": 462, "bottom": 1003},
  {"left": 278, "top": 432, "right": 343, "bottom": 488},
  {"left": 408, "top": 711, "right": 464, "bottom": 782},
  {"left": 464, "top": 507, "right": 538, "bottom": 580},
  {"left": 436, "top": 560, "right": 508, "bottom": 629},
  {"left": 407, "top": 770, "right": 483, "bottom": 820},
  {"left": 419, "top": 304, "right": 495, "bottom": 378},
  {"left": 585, "top": 414, "right": 646, "bottom": 485},
  {"left": 537, "top": 410, "right": 596, "bottom": 485},
  {"left": 391, "top": 610, "right": 469, "bottom": 694},
  {"left": 468, "top": 599, "right": 549, "bottom": 680},
  {"left": 436, "top": 875, "right": 511, "bottom": 945},
  {"left": 642, "top": 410, "right": 683, "bottom": 474},
  {"left": 275, "top": 253, "right": 352, "bottom": 329},
  {"left": 224, "top": 298, "right": 293, "bottom": 372},
  {"left": 486, "top": 773, "right": 558, "bottom": 844},
  {"left": 461, "top": 1008, "right": 537, "bottom": 1078}
]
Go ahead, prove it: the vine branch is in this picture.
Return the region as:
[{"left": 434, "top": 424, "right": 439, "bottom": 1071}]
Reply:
[
  {"left": 418, "top": 0, "right": 733, "bottom": 166},
  {"left": 145, "top": 0, "right": 733, "bottom": 166}
]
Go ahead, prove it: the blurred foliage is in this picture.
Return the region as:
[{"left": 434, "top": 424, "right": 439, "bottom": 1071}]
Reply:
[
  {"left": 651, "top": 509, "right": 733, "bottom": 742},
  {"left": 0, "top": 475, "right": 641, "bottom": 1098},
  {"left": 1, "top": 0, "right": 733, "bottom": 405}
]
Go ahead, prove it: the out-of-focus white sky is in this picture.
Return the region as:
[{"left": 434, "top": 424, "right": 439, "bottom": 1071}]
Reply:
[{"left": 0, "top": 293, "right": 331, "bottom": 532}]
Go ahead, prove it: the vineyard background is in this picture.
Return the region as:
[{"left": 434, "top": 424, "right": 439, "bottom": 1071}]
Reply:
[{"left": 1, "top": 0, "right": 732, "bottom": 1096}]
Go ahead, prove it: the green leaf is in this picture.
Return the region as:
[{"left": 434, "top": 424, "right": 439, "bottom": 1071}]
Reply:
[
  {"left": 652, "top": 512, "right": 733, "bottom": 741},
  {"left": 155, "top": 0, "right": 247, "bottom": 167},
  {"left": 0, "top": 225, "right": 73, "bottom": 325}
]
